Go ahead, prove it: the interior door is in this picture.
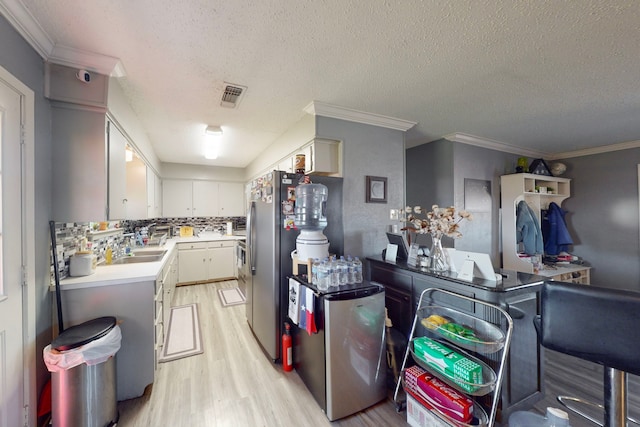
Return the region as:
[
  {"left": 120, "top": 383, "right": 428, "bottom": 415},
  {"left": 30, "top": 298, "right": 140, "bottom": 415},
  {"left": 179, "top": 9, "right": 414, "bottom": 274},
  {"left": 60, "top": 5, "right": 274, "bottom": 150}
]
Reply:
[{"left": 0, "top": 72, "right": 26, "bottom": 427}]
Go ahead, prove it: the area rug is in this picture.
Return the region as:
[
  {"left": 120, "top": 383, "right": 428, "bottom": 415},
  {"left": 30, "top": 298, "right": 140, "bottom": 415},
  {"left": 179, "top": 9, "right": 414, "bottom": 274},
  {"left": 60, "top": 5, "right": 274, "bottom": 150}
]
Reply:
[
  {"left": 218, "top": 287, "right": 246, "bottom": 307},
  {"left": 159, "top": 303, "right": 203, "bottom": 363}
]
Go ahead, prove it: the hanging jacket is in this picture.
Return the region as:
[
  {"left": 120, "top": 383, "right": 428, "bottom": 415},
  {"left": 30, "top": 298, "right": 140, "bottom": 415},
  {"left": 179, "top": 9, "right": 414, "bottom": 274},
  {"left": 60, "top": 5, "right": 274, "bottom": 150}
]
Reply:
[
  {"left": 542, "top": 202, "right": 573, "bottom": 255},
  {"left": 516, "top": 200, "right": 544, "bottom": 255}
]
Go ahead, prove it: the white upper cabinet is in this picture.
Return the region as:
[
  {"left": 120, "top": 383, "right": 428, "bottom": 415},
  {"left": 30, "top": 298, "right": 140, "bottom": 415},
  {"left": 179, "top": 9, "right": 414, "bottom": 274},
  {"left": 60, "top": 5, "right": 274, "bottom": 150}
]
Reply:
[
  {"left": 163, "top": 180, "right": 244, "bottom": 218},
  {"left": 218, "top": 182, "right": 245, "bottom": 216},
  {"left": 48, "top": 62, "right": 157, "bottom": 221},
  {"left": 146, "top": 167, "right": 162, "bottom": 218},
  {"left": 193, "top": 180, "right": 220, "bottom": 217},
  {"left": 162, "top": 180, "right": 194, "bottom": 218}
]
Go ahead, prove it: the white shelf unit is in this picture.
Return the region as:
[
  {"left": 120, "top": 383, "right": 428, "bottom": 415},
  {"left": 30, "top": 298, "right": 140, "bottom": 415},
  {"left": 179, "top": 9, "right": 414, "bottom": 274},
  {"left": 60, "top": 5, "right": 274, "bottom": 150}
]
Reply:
[{"left": 500, "top": 173, "right": 571, "bottom": 274}]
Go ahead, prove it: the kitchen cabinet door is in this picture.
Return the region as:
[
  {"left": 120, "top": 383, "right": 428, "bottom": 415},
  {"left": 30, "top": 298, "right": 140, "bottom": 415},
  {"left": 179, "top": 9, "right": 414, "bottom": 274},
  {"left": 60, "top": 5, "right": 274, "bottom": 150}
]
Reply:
[
  {"left": 125, "top": 155, "right": 148, "bottom": 219},
  {"left": 178, "top": 246, "right": 208, "bottom": 283},
  {"left": 218, "top": 182, "right": 245, "bottom": 216},
  {"left": 163, "top": 180, "right": 193, "bottom": 217},
  {"left": 108, "top": 123, "right": 128, "bottom": 219},
  {"left": 192, "top": 180, "right": 220, "bottom": 217},
  {"left": 208, "top": 243, "right": 235, "bottom": 280},
  {"left": 146, "top": 166, "right": 155, "bottom": 218}
]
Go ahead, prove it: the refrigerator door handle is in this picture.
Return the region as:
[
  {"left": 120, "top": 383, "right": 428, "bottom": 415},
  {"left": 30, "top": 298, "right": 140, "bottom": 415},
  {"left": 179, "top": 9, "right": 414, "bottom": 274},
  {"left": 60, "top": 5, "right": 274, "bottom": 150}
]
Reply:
[{"left": 248, "top": 201, "right": 257, "bottom": 275}]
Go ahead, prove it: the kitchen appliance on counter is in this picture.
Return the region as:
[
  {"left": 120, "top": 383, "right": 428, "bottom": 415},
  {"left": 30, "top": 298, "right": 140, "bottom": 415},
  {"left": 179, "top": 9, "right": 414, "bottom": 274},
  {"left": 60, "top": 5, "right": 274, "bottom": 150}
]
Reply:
[
  {"left": 288, "top": 277, "right": 387, "bottom": 421},
  {"left": 246, "top": 171, "right": 344, "bottom": 361}
]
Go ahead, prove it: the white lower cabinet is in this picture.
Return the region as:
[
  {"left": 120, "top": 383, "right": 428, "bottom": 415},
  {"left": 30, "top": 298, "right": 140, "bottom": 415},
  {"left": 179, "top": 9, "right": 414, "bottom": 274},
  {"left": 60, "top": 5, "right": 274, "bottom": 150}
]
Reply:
[
  {"left": 208, "top": 241, "right": 236, "bottom": 280},
  {"left": 178, "top": 240, "right": 236, "bottom": 283}
]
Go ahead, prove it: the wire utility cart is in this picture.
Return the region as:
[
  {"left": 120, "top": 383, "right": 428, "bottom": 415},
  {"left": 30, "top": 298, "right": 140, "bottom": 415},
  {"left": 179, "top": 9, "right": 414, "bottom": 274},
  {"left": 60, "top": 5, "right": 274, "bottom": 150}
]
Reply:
[{"left": 394, "top": 288, "right": 513, "bottom": 427}]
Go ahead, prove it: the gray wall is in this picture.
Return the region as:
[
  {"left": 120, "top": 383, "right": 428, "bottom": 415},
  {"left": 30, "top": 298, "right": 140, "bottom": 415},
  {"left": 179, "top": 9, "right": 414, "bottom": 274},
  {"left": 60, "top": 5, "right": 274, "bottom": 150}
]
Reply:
[
  {"left": 407, "top": 139, "right": 520, "bottom": 267},
  {"left": 562, "top": 149, "right": 640, "bottom": 289},
  {"left": 316, "top": 116, "right": 406, "bottom": 260},
  {"left": 0, "top": 14, "right": 53, "bottom": 396}
]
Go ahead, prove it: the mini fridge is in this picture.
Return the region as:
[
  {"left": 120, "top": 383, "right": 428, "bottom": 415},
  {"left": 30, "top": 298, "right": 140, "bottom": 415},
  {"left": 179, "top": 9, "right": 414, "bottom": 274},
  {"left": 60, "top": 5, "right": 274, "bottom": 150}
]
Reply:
[{"left": 289, "top": 277, "right": 387, "bottom": 421}]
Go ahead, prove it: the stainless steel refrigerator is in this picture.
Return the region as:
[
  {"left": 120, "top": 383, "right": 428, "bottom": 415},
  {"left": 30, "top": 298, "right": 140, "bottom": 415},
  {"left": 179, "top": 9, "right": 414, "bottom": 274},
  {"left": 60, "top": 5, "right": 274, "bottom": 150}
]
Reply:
[{"left": 246, "top": 171, "right": 344, "bottom": 361}]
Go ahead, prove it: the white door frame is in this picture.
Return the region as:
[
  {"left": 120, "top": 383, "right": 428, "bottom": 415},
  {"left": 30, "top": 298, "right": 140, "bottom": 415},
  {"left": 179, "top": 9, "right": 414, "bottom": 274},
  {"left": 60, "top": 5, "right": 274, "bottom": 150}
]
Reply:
[{"left": 0, "top": 64, "right": 36, "bottom": 426}]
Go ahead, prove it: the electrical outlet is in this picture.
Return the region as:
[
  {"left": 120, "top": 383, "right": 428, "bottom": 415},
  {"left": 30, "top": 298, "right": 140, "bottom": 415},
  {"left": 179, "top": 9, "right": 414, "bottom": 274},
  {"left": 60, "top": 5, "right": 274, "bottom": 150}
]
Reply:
[{"left": 390, "top": 209, "right": 399, "bottom": 220}]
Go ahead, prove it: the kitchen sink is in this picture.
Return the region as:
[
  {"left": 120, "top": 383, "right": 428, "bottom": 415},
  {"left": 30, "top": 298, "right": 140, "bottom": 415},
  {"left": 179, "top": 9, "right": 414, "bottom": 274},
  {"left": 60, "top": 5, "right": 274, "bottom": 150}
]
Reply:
[
  {"left": 132, "top": 249, "right": 167, "bottom": 257},
  {"left": 111, "top": 254, "right": 165, "bottom": 264}
]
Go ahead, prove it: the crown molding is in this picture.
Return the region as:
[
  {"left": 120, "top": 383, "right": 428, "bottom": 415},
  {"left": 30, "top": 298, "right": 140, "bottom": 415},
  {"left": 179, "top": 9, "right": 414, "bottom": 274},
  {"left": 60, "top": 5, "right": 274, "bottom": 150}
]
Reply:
[
  {"left": 444, "top": 132, "right": 640, "bottom": 160},
  {"left": 0, "top": 0, "right": 125, "bottom": 77},
  {"left": 443, "top": 132, "right": 548, "bottom": 158},
  {"left": 0, "top": 0, "right": 54, "bottom": 58},
  {"left": 550, "top": 139, "right": 640, "bottom": 159},
  {"left": 49, "top": 44, "right": 126, "bottom": 77},
  {"left": 303, "top": 100, "right": 416, "bottom": 132}
]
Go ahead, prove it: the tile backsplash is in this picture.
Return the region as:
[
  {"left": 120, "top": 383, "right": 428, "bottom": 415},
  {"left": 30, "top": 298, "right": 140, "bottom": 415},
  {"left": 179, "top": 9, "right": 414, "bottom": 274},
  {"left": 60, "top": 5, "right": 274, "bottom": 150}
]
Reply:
[{"left": 50, "top": 216, "right": 246, "bottom": 282}]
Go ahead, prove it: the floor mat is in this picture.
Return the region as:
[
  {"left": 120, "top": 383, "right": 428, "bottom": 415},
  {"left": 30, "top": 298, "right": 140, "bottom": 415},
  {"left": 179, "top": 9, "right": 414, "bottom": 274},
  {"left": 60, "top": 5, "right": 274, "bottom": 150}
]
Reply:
[
  {"left": 217, "top": 287, "right": 246, "bottom": 307},
  {"left": 159, "top": 303, "right": 203, "bottom": 362}
]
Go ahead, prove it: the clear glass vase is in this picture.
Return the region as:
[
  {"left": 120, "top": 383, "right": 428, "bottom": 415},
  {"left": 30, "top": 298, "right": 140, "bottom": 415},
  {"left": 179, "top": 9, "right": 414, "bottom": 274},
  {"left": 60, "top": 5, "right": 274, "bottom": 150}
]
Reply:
[{"left": 429, "top": 234, "right": 450, "bottom": 272}]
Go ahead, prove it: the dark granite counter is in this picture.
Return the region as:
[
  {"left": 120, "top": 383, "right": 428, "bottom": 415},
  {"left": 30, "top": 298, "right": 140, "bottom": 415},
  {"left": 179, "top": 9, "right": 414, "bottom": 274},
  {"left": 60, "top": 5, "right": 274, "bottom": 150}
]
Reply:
[{"left": 366, "top": 255, "right": 546, "bottom": 292}]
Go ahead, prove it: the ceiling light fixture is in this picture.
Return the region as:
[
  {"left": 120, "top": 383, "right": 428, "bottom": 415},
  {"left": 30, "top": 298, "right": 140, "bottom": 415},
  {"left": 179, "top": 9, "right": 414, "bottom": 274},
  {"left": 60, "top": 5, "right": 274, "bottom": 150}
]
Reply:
[
  {"left": 203, "top": 140, "right": 219, "bottom": 159},
  {"left": 205, "top": 125, "right": 223, "bottom": 136}
]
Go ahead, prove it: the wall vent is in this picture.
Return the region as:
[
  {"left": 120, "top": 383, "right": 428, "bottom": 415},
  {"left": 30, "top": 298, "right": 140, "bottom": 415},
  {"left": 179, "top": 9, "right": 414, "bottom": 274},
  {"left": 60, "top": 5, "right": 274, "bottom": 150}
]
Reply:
[{"left": 220, "top": 83, "right": 247, "bottom": 108}]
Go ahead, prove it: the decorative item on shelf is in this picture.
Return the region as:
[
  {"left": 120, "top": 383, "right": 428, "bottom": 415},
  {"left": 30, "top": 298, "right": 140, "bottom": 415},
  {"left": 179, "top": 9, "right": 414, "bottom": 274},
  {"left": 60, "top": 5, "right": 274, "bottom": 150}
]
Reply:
[
  {"left": 516, "top": 157, "right": 528, "bottom": 173},
  {"left": 550, "top": 162, "right": 567, "bottom": 176},
  {"left": 400, "top": 205, "right": 472, "bottom": 272},
  {"left": 528, "top": 158, "right": 553, "bottom": 176}
]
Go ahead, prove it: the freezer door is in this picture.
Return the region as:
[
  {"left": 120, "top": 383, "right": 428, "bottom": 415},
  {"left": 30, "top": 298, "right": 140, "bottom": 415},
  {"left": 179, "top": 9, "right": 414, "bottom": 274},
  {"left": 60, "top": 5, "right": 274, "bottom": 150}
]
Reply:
[
  {"left": 324, "top": 289, "right": 387, "bottom": 421},
  {"left": 249, "top": 196, "right": 280, "bottom": 360}
]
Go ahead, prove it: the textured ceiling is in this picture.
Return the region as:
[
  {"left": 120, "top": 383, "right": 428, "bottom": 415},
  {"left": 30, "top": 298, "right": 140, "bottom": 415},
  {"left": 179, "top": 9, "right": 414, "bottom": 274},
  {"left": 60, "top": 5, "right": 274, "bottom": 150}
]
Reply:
[{"left": 8, "top": 0, "right": 640, "bottom": 167}]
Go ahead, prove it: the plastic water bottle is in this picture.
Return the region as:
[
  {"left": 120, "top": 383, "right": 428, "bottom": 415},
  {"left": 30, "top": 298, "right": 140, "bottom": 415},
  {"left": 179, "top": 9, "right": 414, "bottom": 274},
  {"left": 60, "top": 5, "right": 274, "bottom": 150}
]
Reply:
[
  {"left": 353, "top": 257, "right": 363, "bottom": 283},
  {"left": 509, "top": 407, "right": 571, "bottom": 427},
  {"left": 337, "top": 256, "right": 348, "bottom": 286},
  {"left": 346, "top": 255, "right": 355, "bottom": 284},
  {"left": 311, "top": 258, "right": 320, "bottom": 285},
  {"left": 329, "top": 256, "right": 339, "bottom": 287},
  {"left": 317, "top": 258, "right": 329, "bottom": 291}
]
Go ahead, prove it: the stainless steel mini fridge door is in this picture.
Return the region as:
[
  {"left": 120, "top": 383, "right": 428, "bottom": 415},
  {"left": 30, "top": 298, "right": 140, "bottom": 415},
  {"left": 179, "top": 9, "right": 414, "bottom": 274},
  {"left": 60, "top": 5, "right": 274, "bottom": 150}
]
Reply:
[{"left": 324, "top": 288, "right": 387, "bottom": 421}]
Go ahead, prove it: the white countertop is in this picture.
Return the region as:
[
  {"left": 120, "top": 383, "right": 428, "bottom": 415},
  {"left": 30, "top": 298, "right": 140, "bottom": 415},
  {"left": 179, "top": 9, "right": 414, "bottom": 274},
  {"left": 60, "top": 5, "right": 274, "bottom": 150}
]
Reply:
[{"left": 56, "top": 233, "right": 245, "bottom": 291}]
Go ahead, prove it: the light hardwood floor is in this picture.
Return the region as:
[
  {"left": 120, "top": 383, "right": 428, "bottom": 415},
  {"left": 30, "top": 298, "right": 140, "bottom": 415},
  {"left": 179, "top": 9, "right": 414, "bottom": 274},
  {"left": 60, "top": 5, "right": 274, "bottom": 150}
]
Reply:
[
  {"left": 116, "top": 281, "right": 406, "bottom": 426},
  {"left": 117, "top": 282, "right": 640, "bottom": 426}
]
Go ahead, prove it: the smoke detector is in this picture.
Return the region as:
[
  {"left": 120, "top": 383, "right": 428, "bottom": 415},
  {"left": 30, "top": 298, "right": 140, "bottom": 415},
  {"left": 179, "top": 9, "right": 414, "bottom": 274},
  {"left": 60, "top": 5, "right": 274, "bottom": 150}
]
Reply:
[{"left": 220, "top": 83, "right": 247, "bottom": 108}]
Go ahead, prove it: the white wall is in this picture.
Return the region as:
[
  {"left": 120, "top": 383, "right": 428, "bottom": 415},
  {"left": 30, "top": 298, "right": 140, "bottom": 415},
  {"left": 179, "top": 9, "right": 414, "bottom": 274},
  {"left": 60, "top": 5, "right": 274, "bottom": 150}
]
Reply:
[
  {"left": 244, "top": 113, "right": 315, "bottom": 181},
  {"left": 161, "top": 162, "right": 245, "bottom": 182}
]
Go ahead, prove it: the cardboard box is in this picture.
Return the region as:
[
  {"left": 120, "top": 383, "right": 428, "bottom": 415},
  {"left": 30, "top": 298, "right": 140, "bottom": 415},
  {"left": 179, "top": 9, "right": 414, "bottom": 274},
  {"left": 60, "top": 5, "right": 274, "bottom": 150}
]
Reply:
[
  {"left": 406, "top": 393, "right": 449, "bottom": 427},
  {"left": 413, "top": 337, "right": 482, "bottom": 392}
]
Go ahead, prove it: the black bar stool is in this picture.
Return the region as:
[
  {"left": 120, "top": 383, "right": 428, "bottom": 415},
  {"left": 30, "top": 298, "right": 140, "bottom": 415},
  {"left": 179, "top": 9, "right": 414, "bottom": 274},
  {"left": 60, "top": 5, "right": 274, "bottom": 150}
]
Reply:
[{"left": 534, "top": 281, "right": 640, "bottom": 426}]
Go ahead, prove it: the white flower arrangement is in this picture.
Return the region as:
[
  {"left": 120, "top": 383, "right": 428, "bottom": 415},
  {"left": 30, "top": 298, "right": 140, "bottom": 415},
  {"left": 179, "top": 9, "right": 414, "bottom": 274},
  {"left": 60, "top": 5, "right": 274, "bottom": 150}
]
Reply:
[{"left": 401, "top": 205, "right": 472, "bottom": 239}]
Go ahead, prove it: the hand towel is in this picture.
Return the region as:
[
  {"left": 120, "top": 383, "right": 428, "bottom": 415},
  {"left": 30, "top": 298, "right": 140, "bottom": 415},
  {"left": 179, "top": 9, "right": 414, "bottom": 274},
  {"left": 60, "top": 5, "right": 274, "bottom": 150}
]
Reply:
[
  {"left": 305, "top": 286, "right": 317, "bottom": 335},
  {"left": 287, "top": 278, "right": 300, "bottom": 325}
]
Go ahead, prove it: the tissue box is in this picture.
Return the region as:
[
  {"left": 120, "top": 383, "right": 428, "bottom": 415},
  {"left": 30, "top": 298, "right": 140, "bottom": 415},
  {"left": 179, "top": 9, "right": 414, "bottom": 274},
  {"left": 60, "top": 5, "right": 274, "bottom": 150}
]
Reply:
[{"left": 413, "top": 337, "right": 482, "bottom": 392}]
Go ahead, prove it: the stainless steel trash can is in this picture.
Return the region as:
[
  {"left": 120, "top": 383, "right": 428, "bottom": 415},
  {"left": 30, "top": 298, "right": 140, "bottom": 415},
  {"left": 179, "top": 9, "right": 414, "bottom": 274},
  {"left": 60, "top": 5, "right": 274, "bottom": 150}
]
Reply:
[{"left": 49, "top": 316, "right": 120, "bottom": 427}]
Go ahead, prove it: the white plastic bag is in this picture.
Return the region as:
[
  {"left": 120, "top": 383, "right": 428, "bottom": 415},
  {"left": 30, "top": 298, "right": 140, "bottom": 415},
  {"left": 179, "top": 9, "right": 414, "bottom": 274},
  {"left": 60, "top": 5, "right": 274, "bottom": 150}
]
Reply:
[{"left": 43, "top": 325, "right": 122, "bottom": 372}]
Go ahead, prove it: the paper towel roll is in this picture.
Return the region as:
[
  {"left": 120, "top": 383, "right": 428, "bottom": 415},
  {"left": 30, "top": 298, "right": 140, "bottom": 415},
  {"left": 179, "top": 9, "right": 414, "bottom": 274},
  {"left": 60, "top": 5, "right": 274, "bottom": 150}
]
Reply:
[{"left": 226, "top": 222, "right": 233, "bottom": 236}]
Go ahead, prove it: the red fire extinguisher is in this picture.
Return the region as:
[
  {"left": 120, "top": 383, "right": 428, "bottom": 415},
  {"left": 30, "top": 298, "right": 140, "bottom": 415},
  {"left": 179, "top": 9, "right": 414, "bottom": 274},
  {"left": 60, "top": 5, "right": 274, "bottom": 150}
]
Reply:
[{"left": 282, "top": 322, "right": 293, "bottom": 372}]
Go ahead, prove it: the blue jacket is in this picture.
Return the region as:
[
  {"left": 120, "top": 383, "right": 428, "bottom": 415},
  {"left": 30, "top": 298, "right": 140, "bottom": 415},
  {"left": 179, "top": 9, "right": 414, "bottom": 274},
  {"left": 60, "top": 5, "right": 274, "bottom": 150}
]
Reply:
[
  {"left": 542, "top": 202, "right": 573, "bottom": 255},
  {"left": 516, "top": 200, "right": 544, "bottom": 255}
]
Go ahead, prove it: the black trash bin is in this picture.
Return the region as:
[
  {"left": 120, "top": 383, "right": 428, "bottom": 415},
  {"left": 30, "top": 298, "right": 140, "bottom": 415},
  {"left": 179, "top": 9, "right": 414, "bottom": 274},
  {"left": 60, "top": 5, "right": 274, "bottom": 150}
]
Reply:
[{"left": 44, "top": 316, "right": 120, "bottom": 427}]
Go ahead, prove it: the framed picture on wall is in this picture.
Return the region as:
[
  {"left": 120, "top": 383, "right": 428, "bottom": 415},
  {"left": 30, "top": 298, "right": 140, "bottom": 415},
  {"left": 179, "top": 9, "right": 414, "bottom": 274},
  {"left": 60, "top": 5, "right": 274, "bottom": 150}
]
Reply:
[{"left": 366, "top": 176, "right": 387, "bottom": 203}]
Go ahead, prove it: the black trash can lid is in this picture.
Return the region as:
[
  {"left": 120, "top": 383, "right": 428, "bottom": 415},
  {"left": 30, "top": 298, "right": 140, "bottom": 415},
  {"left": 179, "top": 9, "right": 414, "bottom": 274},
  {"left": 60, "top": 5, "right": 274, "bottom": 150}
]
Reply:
[{"left": 52, "top": 316, "right": 117, "bottom": 351}]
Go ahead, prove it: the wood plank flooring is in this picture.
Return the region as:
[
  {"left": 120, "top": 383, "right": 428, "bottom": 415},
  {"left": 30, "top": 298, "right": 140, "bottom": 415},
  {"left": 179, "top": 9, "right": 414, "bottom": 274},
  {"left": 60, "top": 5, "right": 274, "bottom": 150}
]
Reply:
[
  {"left": 117, "top": 282, "right": 640, "bottom": 426},
  {"left": 116, "top": 281, "right": 406, "bottom": 427}
]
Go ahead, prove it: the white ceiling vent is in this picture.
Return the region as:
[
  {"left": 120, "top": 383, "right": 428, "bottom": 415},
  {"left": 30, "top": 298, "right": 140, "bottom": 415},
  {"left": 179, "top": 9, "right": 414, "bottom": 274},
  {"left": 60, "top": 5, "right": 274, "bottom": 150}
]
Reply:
[{"left": 220, "top": 83, "right": 247, "bottom": 108}]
